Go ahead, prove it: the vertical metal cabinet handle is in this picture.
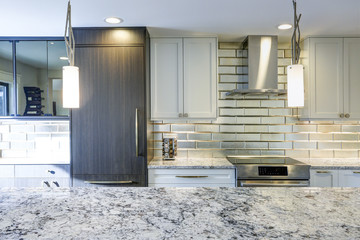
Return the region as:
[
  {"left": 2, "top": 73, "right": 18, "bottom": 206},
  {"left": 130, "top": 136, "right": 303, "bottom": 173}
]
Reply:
[
  {"left": 345, "top": 113, "right": 350, "bottom": 118},
  {"left": 178, "top": 113, "right": 183, "bottom": 117},
  {"left": 135, "top": 108, "right": 139, "bottom": 157},
  {"left": 340, "top": 113, "right": 344, "bottom": 118},
  {"left": 183, "top": 113, "right": 188, "bottom": 117}
]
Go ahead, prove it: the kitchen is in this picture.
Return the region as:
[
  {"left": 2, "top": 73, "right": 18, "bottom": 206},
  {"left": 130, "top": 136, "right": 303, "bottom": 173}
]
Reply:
[{"left": 0, "top": 0, "right": 360, "bottom": 239}]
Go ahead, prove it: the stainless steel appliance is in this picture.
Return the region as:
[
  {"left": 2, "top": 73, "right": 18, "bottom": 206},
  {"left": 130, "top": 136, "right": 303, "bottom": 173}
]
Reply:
[{"left": 227, "top": 156, "right": 310, "bottom": 187}]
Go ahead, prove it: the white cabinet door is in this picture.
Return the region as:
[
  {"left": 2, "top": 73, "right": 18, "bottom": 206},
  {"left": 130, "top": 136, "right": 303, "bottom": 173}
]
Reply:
[
  {"left": 310, "top": 169, "right": 339, "bottom": 187},
  {"left": 183, "top": 38, "right": 217, "bottom": 118},
  {"left": 151, "top": 38, "right": 183, "bottom": 119},
  {"left": 0, "top": 165, "right": 14, "bottom": 187},
  {"left": 344, "top": 38, "right": 360, "bottom": 119},
  {"left": 309, "top": 38, "right": 343, "bottom": 118},
  {"left": 338, "top": 170, "right": 360, "bottom": 187}
]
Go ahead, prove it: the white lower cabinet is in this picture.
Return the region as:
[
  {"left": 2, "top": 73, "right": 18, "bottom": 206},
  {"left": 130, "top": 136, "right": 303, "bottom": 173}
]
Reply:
[
  {"left": 0, "top": 165, "right": 15, "bottom": 187},
  {"left": 310, "top": 169, "right": 360, "bottom": 187},
  {"left": 148, "top": 168, "right": 236, "bottom": 187},
  {"left": 338, "top": 170, "right": 360, "bottom": 187},
  {"left": 310, "top": 169, "right": 339, "bottom": 187}
]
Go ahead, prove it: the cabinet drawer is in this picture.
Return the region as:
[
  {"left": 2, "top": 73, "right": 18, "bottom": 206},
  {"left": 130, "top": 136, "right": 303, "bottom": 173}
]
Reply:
[
  {"left": 338, "top": 170, "right": 360, "bottom": 187},
  {"left": 149, "top": 169, "right": 236, "bottom": 185},
  {"left": 0, "top": 165, "right": 15, "bottom": 178},
  {"left": 15, "top": 165, "right": 70, "bottom": 178},
  {"left": 15, "top": 177, "right": 70, "bottom": 188},
  {"left": 73, "top": 174, "right": 145, "bottom": 187},
  {"left": 148, "top": 183, "right": 234, "bottom": 187}
]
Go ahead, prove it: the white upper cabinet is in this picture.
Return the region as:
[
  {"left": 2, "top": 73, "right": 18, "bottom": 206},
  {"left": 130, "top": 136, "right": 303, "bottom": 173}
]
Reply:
[
  {"left": 301, "top": 37, "right": 360, "bottom": 119},
  {"left": 151, "top": 37, "right": 217, "bottom": 120}
]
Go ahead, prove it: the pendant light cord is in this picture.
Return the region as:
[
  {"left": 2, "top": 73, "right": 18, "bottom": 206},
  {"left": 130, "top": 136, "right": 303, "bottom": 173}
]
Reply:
[
  {"left": 64, "top": 0, "right": 75, "bottom": 66},
  {"left": 291, "top": 0, "right": 302, "bottom": 65}
]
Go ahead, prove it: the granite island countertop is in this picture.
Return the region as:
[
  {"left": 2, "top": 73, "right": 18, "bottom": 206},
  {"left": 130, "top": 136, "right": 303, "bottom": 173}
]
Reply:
[
  {"left": 148, "top": 157, "right": 235, "bottom": 169},
  {"left": 0, "top": 187, "right": 360, "bottom": 239}
]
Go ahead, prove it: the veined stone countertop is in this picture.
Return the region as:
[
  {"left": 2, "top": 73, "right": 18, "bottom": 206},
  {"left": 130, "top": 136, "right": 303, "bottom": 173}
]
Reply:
[
  {"left": 148, "top": 157, "right": 235, "bottom": 169},
  {"left": 0, "top": 187, "right": 360, "bottom": 239},
  {"left": 296, "top": 158, "right": 360, "bottom": 170}
]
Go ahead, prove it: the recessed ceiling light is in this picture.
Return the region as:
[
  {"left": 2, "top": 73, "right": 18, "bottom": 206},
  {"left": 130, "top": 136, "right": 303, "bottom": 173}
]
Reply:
[
  {"left": 60, "top": 56, "right": 69, "bottom": 61},
  {"left": 105, "top": 17, "right": 123, "bottom": 24},
  {"left": 278, "top": 24, "right": 293, "bottom": 30}
]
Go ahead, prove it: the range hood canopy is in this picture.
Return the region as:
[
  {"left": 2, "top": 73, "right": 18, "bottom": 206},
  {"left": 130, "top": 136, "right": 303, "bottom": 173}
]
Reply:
[{"left": 226, "top": 35, "right": 286, "bottom": 96}]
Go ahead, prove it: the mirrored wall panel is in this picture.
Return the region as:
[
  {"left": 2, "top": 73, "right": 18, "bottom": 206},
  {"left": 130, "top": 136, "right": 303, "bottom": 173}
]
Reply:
[
  {"left": 15, "top": 40, "right": 69, "bottom": 117},
  {"left": 0, "top": 41, "right": 14, "bottom": 116}
]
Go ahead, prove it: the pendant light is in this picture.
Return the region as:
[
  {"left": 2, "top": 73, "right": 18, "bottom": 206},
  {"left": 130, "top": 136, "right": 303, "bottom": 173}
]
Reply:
[
  {"left": 287, "top": 0, "right": 304, "bottom": 107},
  {"left": 63, "top": 0, "right": 79, "bottom": 108}
]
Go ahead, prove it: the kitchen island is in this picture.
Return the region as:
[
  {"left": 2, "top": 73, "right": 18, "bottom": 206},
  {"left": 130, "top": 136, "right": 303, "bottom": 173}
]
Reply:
[{"left": 0, "top": 187, "right": 359, "bottom": 239}]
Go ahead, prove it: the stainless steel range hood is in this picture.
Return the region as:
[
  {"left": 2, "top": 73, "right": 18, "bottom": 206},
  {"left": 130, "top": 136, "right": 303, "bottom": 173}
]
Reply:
[{"left": 226, "top": 35, "right": 286, "bottom": 96}]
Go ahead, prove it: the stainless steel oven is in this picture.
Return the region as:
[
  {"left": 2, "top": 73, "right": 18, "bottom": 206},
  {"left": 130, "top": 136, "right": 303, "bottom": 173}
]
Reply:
[{"left": 227, "top": 156, "right": 310, "bottom": 187}]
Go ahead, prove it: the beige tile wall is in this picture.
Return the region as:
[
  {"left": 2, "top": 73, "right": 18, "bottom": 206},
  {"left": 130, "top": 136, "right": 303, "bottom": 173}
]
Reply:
[
  {"left": 0, "top": 120, "right": 70, "bottom": 161},
  {"left": 152, "top": 42, "right": 360, "bottom": 159}
]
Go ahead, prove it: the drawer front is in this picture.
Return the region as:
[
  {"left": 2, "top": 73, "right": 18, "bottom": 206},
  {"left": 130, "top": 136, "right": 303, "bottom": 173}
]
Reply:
[
  {"left": 73, "top": 174, "right": 145, "bottom": 187},
  {"left": 0, "top": 165, "right": 15, "bottom": 178},
  {"left": 15, "top": 165, "right": 70, "bottom": 178},
  {"left": 0, "top": 178, "right": 15, "bottom": 187},
  {"left": 149, "top": 169, "right": 236, "bottom": 185},
  {"left": 15, "top": 177, "right": 70, "bottom": 188},
  {"left": 148, "top": 183, "right": 235, "bottom": 187}
]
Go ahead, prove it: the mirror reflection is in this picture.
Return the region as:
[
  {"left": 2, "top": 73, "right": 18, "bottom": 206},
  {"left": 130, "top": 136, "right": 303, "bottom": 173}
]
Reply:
[
  {"left": 15, "top": 40, "right": 69, "bottom": 117},
  {"left": 0, "top": 41, "right": 15, "bottom": 116}
]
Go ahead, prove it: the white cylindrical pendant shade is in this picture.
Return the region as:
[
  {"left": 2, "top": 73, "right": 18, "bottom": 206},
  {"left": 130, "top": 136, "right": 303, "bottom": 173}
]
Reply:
[
  {"left": 287, "top": 64, "right": 304, "bottom": 107},
  {"left": 62, "top": 66, "right": 79, "bottom": 108}
]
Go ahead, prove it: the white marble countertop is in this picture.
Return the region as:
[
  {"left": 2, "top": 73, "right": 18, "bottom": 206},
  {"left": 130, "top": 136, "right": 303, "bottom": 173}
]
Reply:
[
  {"left": 296, "top": 158, "right": 360, "bottom": 170},
  {"left": 0, "top": 158, "right": 70, "bottom": 165},
  {"left": 0, "top": 187, "right": 360, "bottom": 239},
  {"left": 148, "top": 157, "right": 235, "bottom": 169}
]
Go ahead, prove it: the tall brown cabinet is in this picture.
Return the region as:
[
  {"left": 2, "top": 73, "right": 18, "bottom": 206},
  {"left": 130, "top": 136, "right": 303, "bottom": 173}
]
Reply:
[{"left": 71, "top": 27, "right": 152, "bottom": 187}]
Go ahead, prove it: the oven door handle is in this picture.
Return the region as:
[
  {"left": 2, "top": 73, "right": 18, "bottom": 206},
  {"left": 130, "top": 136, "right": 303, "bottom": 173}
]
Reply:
[{"left": 239, "top": 181, "right": 309, "bottom": 187}]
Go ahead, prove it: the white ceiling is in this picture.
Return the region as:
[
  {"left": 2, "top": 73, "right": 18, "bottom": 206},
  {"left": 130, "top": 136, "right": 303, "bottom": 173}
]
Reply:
[{"left": 0, "top": 0, "right": 359, "bottom": 43}]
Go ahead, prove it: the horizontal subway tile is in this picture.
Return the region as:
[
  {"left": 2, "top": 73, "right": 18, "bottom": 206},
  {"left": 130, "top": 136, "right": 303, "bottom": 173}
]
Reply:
[
  {"left": 268, "top": 125, "right": 292, "bottom": 133},
  {"left": 269, "top": 142, "right": 292, "bottom": 149},
  {"left": 178, "top": 141, "right": 196, "bottom": 149},
  {"left": 260, "top": 134, "right": 285, "bottom": 141},
  {"left": 334, "top": 150, "right": 358, "bottom": 158},
  {"left": 293, "top": 142, "right": 317, "bottom": 149},
  {"left": 318, "top": 125, "right": 341, "bottom": 133},
  {"left": 309, "top": 133, "right": 333, "bottom": 141},
  {"left": 269, "top": 108, "right": 292, "bottom": 116},
  {"left": 245, "top": 142, "right": 268, "bottom": 149},
  {"left": 278, "top": 67, "right": 285, "bottom": 75},
  {"left": 35, "top": 125, "right": 58, "bottom": 132},
  {"left": 219, "top": 58, "right": 245, "bottom": 66},
  {"left": 58, "top": 124, "right": 70, "bottom": 132},
  {"left": 219, "top": 67, "right": 236, "bottom": 74},
  {"left": 236, "top": 117, "right": 261, "bottom": 124},
  {"left": 218, "top": 100, "right": 237, "bottom": 107},
  {"left": 285, "top": 117, "right": 299, "bottom": 124},
  {"left": 220, "top": 75, "right": 248, "bottom": 83},
  {"left": 0, "top": 142, "right": 10, "bottom": 149},
  {"left": 260, "top": 100, "right": 285, "bottom": 108},
  {"left": 285, "top": 133, "right": 309, "bottom": 141},
  {"left": 218, "top": 83, "right": 237, "bottom": 90},
  {"left": 284, "top": 49, "right": 292, "bottom": 58},
  {"left": 212, "top": 117, "right": 237, "bottom": 124},
  {"left": 10, "top": 141, "right": 35, "bottom": 150},
  {"left": 237, "top": 100, "right": 261, "bottom": 107},
  {"left": 212, "top": 133, "right": 236, "bottom": 141},
  {"left": 278, "top": 75, "right": 287, "bottom": 84},
  {"left": 219, "top": 108, "right": 244, "bottom": 116},
  {"left": 244, "top": 125, "right": 268, "bottom": 133},
  {"left": 333, "top": 133, "right": 358, "bottom": 141},
  {"left": 285, "top": 150, "right": 310, "bottom": 158},
  {"left": 171, "top": 125, "right": 195, "bottom": 132},
  {"left": 342, "top": 142, "right": 360, "bottom": 149},
  {"left": 196, "top": 125, "right": 220, "bottom": 132},
  {"left": 187, "top": 133, "right": 212, "bottom": 141},
  {"left": 236, "top": 66, "right": 248, "bottom": 74},
  {"left": 261, "top": 150, "right": 285, "bottom": 156},
  {"left": 293, "top": 125, "right": 317, "bottom": 133},
  {"left": 220, "top": 125, "right": 244, "bottom": 132},
  {"left": 278, "top": 58, "right": 291, "bottom": 66},
  {"left": 244, "top": 109, "right": 268, "bottom": 116},
  {"left": 2, "top": 133, "right": 27, "bottom": 141},
  {"left": 342, "top": 125, "right": 360, "bottom": 132},
  {"left": 10, "top": 125, "right": 34, "bottom": 133},
  {"left": 197, "top": 141, "right": 221, "bottom": 149},
  {"left": 221, "top": 142, "right": 245, "bottom": 149},
  {"left": 310, "top": 150, "right": 334, "bottom": 158},
  {"left": 278, "top": 50, "right": 285, "bottom": 58},
  {"left": 236, "top": 50, "right": 248, "bottom": 57},
  {"left": 218, "top": 49, "right": 236, "bottom": 57},
  {"left": 153, "top": 124, "right": 171, "bottom": 132},
  {"left": 236, "top": 134, "right": 261, "bottom": 141},
  {"left": 261, "top": 117, "right": 285, "bottom": 124},
  {"left": 1, "top": 150, "right": 27, "bottom": 158},
  {"left": 212, "top": 150, "right": 238, "bottom": 158},
  {"left": 237, "top": 149, "right": 262, "bottom": 155}
]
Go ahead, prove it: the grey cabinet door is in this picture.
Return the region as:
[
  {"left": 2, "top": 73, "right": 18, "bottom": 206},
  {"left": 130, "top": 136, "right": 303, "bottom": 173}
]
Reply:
[{"left": 72, "top": 37, "right": 146, "bottom": 179}]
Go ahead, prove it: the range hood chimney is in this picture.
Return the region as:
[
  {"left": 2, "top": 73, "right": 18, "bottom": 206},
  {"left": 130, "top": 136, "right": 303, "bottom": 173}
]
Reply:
[{"left": 226, "top": 35, "right": 286, "bottom": 96}]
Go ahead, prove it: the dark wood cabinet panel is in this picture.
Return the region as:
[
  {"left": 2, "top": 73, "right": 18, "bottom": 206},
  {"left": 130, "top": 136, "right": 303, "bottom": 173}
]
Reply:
[
  {"left": 73, "top": 174, "right": 145, "bottom": 187},
  {"left": 71, "top": 28, "right": 149, "bottom": 186},
  {"left": 73, "top": 27, "right": 146, "bottom": 46}
]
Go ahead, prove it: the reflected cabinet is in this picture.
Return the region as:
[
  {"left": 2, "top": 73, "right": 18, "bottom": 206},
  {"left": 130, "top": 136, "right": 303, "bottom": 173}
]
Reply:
[{"left": 0, "top": 38, "right": 70, "bottom": 117}]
